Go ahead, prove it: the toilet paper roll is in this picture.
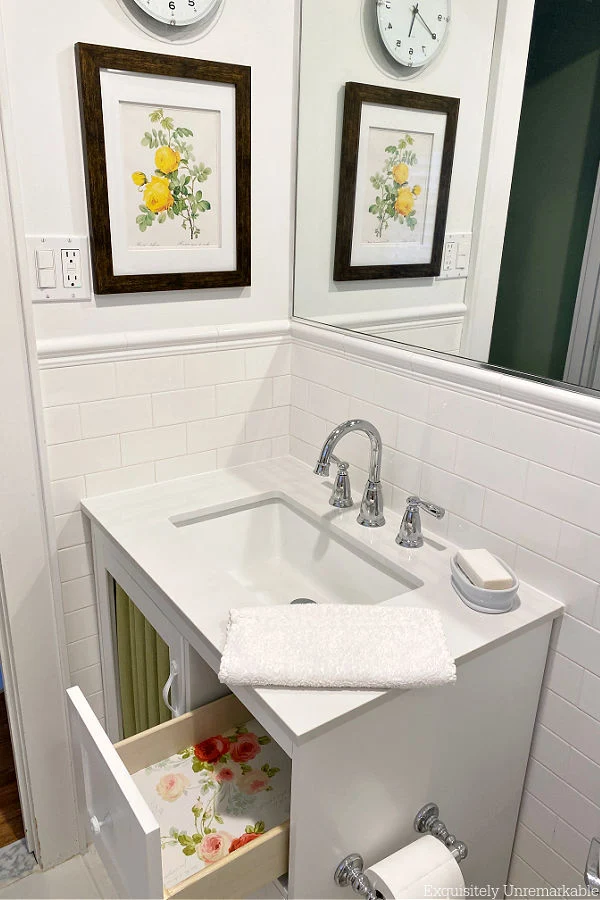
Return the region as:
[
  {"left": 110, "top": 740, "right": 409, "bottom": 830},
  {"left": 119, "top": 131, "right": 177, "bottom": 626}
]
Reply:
[{"left": 365, "top": 835, "right": 465, "bottom": 899}]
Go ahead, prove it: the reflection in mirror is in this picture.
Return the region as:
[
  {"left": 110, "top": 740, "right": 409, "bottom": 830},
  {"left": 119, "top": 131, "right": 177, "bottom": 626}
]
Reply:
[{"left": 293, "top": 0, "right": 600, "bottom": 393}]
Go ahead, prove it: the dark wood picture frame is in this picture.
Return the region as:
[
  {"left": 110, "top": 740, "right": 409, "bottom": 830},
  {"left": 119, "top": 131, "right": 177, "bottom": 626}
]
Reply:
[
  {"left": 333, "top": 82, "right": 459, "bottom": 282},
  {"left": 75, "top": 43, "right": 251, "bottom": 295}
]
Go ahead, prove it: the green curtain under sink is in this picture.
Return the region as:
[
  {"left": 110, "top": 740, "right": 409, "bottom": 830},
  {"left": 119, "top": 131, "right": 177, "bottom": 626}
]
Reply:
[{"left": 114, "top": 582, "right": 171, "bottom": 739}]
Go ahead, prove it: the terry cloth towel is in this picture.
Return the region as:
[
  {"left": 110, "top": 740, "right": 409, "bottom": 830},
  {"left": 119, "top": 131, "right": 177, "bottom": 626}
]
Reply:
[{"left": 219, "top": 605, "right": 456, "bottom": 689}]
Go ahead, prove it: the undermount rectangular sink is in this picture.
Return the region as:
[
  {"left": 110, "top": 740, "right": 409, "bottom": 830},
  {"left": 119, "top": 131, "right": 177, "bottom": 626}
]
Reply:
[{"left": 171, "top": 496, "right": 421, "bottom": 606}]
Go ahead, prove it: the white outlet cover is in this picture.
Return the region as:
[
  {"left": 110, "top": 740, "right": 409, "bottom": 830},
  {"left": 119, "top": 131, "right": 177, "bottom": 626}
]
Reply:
[
  {"left": 438, "top": 232, "right": 472, "bottom": 280},
  {"left": 27, "top": 235, "right": 92, "bottom": 302}
]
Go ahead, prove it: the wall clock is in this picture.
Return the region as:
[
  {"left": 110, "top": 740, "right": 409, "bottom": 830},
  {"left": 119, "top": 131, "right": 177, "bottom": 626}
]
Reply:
[
  {"left": 376, "top": 1, "right": 451, "bottom": 70},
  {"left": 118, "top": 0, "right": 223, "bottom": 42}
]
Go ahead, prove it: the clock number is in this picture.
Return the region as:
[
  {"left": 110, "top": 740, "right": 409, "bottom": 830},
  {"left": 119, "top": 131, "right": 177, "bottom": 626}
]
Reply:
[
  {"left": 189, "top": 0, "right": 196, "bottom": 5},
  {"left": 409, "top": 47, "right": 413, "bottom": 55},
  {"left": 438, "top": 14, "right": 442, "bottom": 20},
  {"left": 396, "top": 39, "right": 401, "bottom": 47},
  {"left": 387, "top": 22, "right": 393, "bottom": 29},
  {"left": 169, "top": 1, "right": 175, "bottom": 8},
  {"left": 432, "top": 32, "right": 437, "bottom": 39}
]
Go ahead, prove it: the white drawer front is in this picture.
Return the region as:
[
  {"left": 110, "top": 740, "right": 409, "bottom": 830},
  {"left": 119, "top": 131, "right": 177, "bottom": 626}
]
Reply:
[
  {"left": 68, "top": 687, "right": 290, "bottom": 900},
  {"left": 68, "top": 686, "right": 163, "bottom": 899}
]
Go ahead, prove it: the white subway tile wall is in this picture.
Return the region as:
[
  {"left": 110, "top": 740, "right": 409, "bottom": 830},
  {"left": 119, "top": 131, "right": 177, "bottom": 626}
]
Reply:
[
  {"left": 289, "top": 341, "right": 600, "bottom": 891},
  {"left": 41, "top": 342, "right": 291, "bottom": 730},
  {"left": 41, "top": 334, "right": 600, "bottom": 889}
]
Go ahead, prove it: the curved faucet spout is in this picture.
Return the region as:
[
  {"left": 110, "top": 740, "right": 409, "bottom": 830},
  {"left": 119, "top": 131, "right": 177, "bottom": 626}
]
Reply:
[{"left": 314, "top": 420, "right": 385, "bottom": 527}]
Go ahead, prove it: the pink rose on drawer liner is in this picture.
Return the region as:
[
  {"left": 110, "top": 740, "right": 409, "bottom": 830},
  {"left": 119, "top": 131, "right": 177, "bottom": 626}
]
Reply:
[
  {"left": 155, "top": 773, "right": 191, "bottom": 802},
  {"left": 147, "top": 721, "right": 285, "bottom": 868}
]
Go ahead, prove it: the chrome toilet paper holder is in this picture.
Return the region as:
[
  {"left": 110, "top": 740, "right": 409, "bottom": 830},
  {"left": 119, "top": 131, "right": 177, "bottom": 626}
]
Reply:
[{"left": 334, "top": 802, "right": 468, "bottom": 899}]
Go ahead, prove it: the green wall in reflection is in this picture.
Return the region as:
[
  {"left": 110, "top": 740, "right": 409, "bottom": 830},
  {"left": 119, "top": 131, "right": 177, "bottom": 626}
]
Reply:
[{"left": 489, "top": 0, "right": 600, "bottom": 381}]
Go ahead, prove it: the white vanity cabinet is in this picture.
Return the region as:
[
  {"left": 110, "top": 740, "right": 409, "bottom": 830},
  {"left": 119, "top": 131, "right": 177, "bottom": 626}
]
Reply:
[{"left": 74, "top": 461, "right": 563, "bottom": 899}]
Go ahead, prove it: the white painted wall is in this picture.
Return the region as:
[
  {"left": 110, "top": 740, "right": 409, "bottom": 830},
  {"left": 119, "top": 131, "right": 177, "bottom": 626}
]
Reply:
[
  {"left": 0, "top": 0, "right": 297, "bottom": 342},
  {"left": 294, "top": 0, "right": 497, "bottom": 323},
  {"left": 0, "top": 115, "right": 79, "bottom": 866}
]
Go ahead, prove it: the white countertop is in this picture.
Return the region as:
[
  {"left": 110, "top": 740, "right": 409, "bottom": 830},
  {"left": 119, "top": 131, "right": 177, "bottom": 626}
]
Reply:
[{"left": 82, "top": 456, "right": 562, "bottom": 753}]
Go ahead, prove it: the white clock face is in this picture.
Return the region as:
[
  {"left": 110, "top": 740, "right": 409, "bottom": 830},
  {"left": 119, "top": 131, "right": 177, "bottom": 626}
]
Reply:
[
  {"left": 377, "top": 0, "right": 451, "bottom": 69},
  {"left": 131, "top": 0, "right": 220, "bottom": 26}
]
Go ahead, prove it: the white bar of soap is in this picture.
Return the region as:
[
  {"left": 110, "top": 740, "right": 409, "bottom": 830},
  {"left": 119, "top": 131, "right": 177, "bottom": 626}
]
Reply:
[{"left": 455, "top": 548, "right": 514, "bottom": 590}]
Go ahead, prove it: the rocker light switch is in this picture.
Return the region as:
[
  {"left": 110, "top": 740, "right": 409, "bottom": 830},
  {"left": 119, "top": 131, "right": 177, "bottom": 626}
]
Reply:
[
  {"left": 36, "top": 249, "right": 55, "bottom": 269},
  {"left": 37, "top": 268, "right": 56, "bottom": 289}
]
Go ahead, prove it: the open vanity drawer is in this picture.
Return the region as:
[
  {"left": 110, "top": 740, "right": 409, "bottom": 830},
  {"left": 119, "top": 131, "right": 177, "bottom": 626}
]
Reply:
[{"left": 67, "top": 689, "right": 291, "bottom": 899}]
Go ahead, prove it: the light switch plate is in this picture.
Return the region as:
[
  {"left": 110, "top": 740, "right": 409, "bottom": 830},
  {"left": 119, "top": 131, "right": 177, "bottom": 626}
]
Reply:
[
  {"left": 438, "top": 232, "right": 472, "bottom": 280},
  {"left": 27, "top": 235, "right": 92, "bottom": 302}
]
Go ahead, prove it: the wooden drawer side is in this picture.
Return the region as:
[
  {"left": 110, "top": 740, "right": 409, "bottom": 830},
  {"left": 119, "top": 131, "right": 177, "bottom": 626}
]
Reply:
[
  {"left": 116, "top": 693, "right": 249, "bottom": 773},
  {"left": 169, "top": 821, "right": 290, "bottom": 900}
]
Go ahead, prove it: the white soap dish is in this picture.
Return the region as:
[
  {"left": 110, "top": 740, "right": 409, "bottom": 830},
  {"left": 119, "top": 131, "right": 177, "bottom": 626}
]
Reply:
[{"left": 450, "top": 554, "right": 519, "bottom": 614}]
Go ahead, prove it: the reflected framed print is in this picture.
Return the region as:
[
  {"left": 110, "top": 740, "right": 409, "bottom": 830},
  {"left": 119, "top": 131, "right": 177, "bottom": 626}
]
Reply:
[{"left": 334, "top": 82, "right": 459, "bottom": 281}]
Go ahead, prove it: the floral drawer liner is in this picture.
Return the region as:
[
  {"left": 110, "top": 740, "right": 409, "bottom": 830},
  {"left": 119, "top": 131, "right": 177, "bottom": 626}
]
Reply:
[{"left": 131, "top": 717, "right": 291, "bottom": 892}]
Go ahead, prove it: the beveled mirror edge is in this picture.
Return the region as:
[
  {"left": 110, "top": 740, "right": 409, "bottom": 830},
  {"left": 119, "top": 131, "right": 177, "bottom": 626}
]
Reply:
[{"left": 291, "top": 317, "right": 600, "bottom": 432}]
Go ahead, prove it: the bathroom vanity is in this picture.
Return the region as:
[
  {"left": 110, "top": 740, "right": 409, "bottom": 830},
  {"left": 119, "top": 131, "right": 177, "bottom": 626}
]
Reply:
[{"left": 73, "top": 456, "right": 562, "bottom": 899}]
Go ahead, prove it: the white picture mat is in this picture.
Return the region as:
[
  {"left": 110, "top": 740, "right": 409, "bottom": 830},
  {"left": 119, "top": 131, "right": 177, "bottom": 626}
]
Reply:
[
  {"left": 100, "top": 70, "right": 236, "bottom": 276},
  {"left": 350, "top": 103, "right": 447, "bottom": 267}
]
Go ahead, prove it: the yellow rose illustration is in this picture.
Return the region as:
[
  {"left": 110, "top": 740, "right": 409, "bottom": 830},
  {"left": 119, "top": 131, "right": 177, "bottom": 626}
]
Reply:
[
  {"left": 392, "top": 163, "right": 409, "bottom": 185},
  {"left": 134, "top": 108, "right": 212, "bottom": 239},
  {"left": 395, "top": 187, "right": 415, "bottom": 217},
  {"left": 155, "top": 145, "right": 181, "bottom": 175},
  {"left": 143, "top": 176, "right": 174, "bottom": 214},
  {"left": 369, "top": 133, "right": 418, "bottom": 237}
]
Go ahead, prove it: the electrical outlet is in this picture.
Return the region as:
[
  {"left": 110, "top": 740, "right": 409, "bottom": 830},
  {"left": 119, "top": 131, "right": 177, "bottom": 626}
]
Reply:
[
  {"left": 27, "top": 236, "right": 91, "bottom": 302},
  {"left": 61, "top": 249, "right": 82, "bottom": 289},
  {"left": 437, "top": 232, "right": 472, "bottom": 279}
]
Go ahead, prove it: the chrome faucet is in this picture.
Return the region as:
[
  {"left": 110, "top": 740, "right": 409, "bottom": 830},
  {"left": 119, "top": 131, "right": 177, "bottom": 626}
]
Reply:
[
  {"left": 396, "top": 495, "right": 445, "bottom": 548},
  {"left": 314, "top": 420, "right": 385, "bottom": 527}
]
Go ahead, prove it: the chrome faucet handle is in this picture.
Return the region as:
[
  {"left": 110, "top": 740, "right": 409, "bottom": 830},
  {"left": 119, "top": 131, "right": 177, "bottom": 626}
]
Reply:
[
  {"left": 585, "top": 837, "right": 600, "bottom": 892},
  {"left": 396, "top": 495, "right": 445, "bottom": 549},
  {"left": 329, "top": 456, "right": 353, "bottom": 509}
]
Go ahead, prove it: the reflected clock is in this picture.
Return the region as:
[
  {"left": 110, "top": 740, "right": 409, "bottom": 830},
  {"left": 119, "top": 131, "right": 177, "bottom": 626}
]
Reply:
[{"left": 377, "top": 0, "right": 451, "bottom": 70}]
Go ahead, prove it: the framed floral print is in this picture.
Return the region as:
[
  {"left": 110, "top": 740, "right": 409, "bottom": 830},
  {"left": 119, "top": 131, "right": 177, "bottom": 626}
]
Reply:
[
  {"left": 333, "top": 83, "right": 459, "bottom": 281},
  {"left": 75, "top": 44, "right": 250, "bottom": 294}
]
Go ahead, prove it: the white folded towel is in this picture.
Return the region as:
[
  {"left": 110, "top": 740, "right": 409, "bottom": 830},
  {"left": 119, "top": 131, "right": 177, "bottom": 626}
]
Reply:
[{"left": 219, "top": 605, "right": 456, "bottom": 689}]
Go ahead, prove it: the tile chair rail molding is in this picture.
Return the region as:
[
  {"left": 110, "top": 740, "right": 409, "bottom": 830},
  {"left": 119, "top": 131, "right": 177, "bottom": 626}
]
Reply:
[
  {"left": 36, "top": 320, "right": 292, "bottom": 368},
  {"left": 290, "top": 319, "right": 600, "bottom": 434}
]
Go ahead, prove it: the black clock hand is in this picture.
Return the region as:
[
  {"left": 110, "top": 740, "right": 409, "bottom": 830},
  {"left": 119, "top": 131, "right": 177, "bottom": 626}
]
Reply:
[
  {"left": 415, "top": 7, "right": 435, "bottom": 38},
  {"left": 408, "top": 4, "right": 418, "bottom": 38}
]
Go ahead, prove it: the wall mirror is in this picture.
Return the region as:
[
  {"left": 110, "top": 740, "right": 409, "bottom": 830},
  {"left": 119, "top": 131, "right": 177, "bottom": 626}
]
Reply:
[{"left": 293, "top": 0, "right": 600, "bottom": 393}]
